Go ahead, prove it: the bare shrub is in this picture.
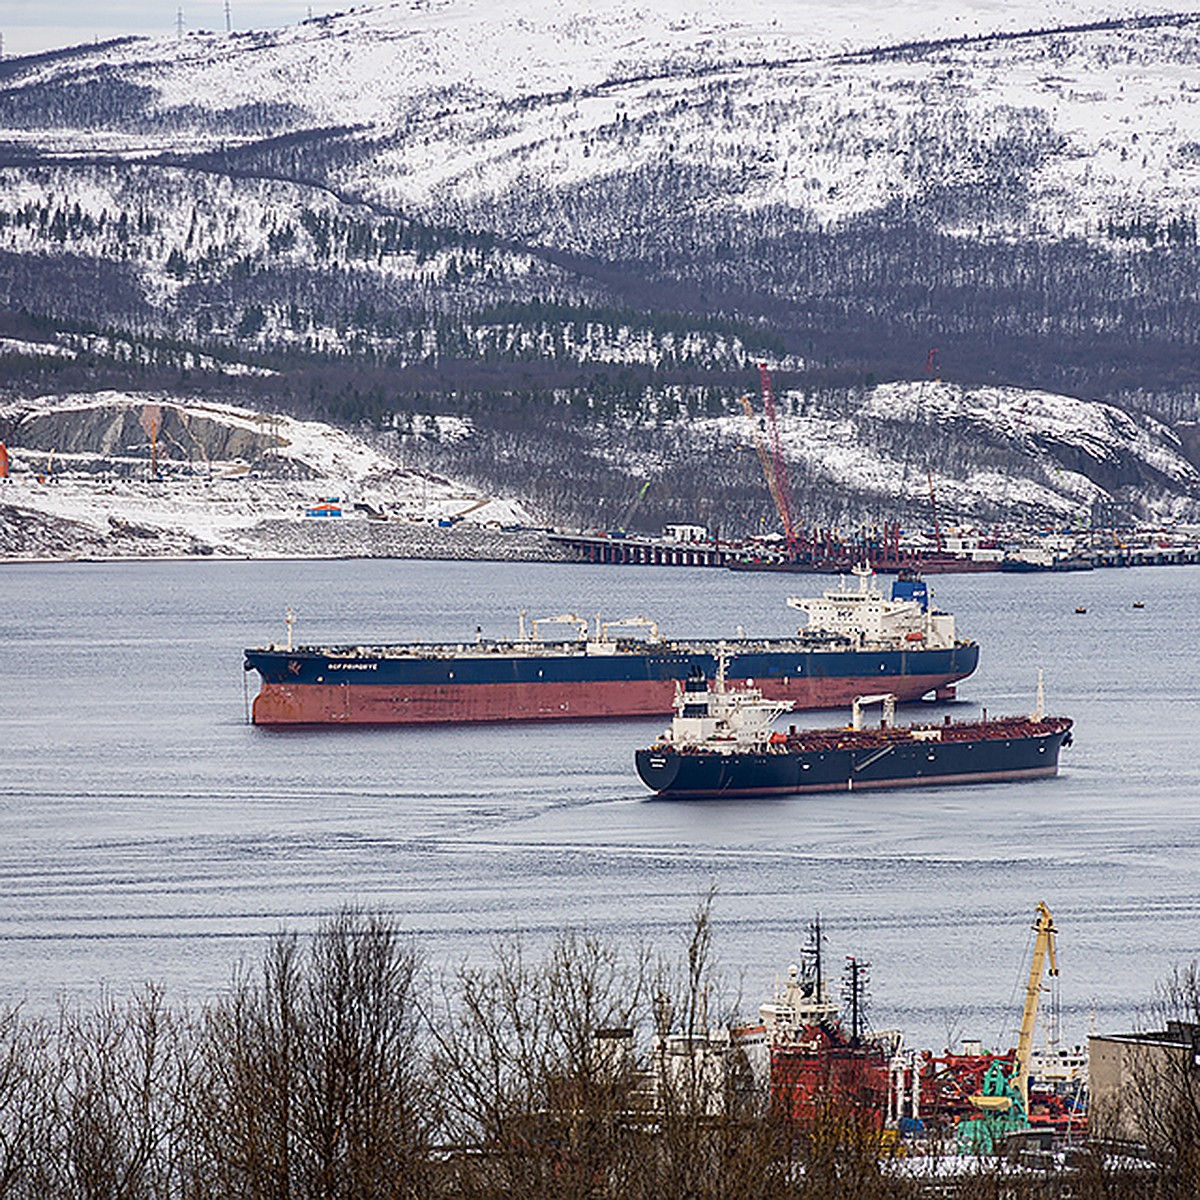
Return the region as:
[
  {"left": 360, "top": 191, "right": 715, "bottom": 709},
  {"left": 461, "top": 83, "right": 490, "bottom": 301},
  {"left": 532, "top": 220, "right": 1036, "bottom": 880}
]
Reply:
[
  {"left": 193, "top": 909, "right": 431, "bottom": 1200},
  {"left": 47, "top": 986, "right": 187, "bottom": 1200}
]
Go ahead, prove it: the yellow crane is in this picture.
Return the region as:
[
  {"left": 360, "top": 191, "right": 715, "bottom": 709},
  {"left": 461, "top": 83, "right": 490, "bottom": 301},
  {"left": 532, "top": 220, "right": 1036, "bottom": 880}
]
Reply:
[
  {"left": 1014, "top": 901, "right": 1058, "bottom": 1117},
  {"left": 964, "top": 901, "right": 1059, "bottom": 1144}
]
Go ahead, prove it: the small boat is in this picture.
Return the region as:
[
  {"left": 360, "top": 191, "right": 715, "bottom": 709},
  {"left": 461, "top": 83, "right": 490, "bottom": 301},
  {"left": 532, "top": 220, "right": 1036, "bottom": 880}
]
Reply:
[
  {"left": 1132, "top": 601, "right": 1145, "bottom": 609},
  {"left": 635, "top": 663, "right": 1073, "bottom": 799},
  {"left": 1074, "top": 606, "right": 1087, "bottom": 614}
]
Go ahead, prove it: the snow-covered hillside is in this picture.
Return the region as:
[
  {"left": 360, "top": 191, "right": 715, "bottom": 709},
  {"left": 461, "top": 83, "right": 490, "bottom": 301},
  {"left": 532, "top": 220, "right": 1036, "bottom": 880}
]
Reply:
[
  {"left": 3, "top": 0, "right": 1200, "bottom": 544},
  {"left": 0, "top": 392, "right": 538, "bottom": 559},
  {"left": 777, "top": 381, "right": 1200, "bottom": 523},
  {"left": 3, "top": 376, "right": 1198, "bottom": 560},
  {"left": 17, "top": 0, "right": 1183, "bottom": 113},
  {"left": 4, "top": 1, "right": 1199, "bottom": 243},
  {"left": 3, "top": 1, "right": 1200, "bottom": 375},
  {"left": 619, "top": 377, "right": 1200, "bottom": 527}
]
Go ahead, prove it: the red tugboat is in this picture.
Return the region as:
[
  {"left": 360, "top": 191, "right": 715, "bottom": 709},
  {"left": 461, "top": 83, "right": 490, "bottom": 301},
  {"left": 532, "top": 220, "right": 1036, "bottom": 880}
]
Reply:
[{"left": 757, "top": 920, "right": 898, "bottom": 1131}]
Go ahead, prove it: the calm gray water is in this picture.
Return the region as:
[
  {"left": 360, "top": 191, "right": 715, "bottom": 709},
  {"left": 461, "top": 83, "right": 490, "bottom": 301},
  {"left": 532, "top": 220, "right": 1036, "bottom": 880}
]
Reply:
[{"left": 1, "top": 556, "right": 1198, "bottom": 1053}]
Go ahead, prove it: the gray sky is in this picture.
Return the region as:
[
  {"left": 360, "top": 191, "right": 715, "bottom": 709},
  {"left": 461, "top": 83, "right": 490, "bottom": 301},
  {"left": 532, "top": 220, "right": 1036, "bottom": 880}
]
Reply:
[{"left": 0, "top": 0, "right": 317, "bottom": 58}]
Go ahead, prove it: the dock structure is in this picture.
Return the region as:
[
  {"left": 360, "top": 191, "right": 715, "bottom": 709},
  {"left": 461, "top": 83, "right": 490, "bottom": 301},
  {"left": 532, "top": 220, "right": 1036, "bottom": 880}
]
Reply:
[
  {"left": 1090, "top": 544, "right": 1200, "bottom": 568},
  {"left": 552, "top": 521, "right": 956, "bottom": 573},
  {"left": 548, "top": 531, "right": 731, "bottom": 567},
  {"left": 550, "top": 530, "right": 1200, "bottom": 572}
]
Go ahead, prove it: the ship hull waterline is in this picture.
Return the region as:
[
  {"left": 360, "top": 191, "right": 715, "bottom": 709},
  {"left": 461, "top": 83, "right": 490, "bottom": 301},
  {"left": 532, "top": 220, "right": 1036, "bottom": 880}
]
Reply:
[{"left": 248, "top": 655, "right": 977, "bottom": 727}]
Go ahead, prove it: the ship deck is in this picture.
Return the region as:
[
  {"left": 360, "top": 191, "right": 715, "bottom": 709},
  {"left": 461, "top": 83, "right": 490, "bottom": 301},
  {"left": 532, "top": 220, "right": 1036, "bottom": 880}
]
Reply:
[
  {"left": 674, "top": 716, "right": 1073, "bottom": 756},
  {"left": 250, "top": 632, "right": 971, "bottom": 662}
]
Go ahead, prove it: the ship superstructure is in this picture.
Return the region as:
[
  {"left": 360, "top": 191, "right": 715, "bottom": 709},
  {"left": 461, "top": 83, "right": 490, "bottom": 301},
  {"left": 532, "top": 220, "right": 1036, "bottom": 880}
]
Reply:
[{"left": 789, "top": 565, "right": 955, "bottom": 649}]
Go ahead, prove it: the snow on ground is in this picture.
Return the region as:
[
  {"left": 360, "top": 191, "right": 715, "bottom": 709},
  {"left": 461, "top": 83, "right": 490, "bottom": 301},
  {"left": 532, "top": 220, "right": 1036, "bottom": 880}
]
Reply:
[
  {"left": 5, "top": 1, "right": 1199, "bottom": 244},
  {"left": 13, "top": 0, "right": 1189, "bottom": 113},
  {"left": 0, "top": 471, "right": 536, "bottom": 556},
  {"left": 864, "top": 382, "right": 1200, "bottom": 487},
  {"left": 691, "top": 378, "right": 1200, "bottom": 523},
  {"left": 3, "top": 379, "right": 1199, "bottom": 561},
  {"left": 0, "top": 392, "right": 537, "bottom": 559},
  {"left": 0, "top": 337, "right": 76, "bottom": 360},
  {"left": 319, "top": 11, "right": 1200, "bottom": 239}
]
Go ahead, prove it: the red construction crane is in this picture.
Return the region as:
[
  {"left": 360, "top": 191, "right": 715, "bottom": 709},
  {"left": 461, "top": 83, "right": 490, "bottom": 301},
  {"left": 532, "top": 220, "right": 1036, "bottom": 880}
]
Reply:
[
  {"left": 927, "top": 469, "right": 944, "bottom": 554},
  {"left": 758, "top": 364, "right": 798, "bottom": 558},
  {"left": 738, "top": 394, "right": 784, "bottom": 526}
]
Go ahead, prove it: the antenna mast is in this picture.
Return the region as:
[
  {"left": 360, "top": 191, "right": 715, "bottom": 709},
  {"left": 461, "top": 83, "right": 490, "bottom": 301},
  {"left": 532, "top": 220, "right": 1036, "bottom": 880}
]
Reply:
[
  {"left": 842, "top": 955, "right": 871, "bottom": 1046},
  {"left": 800, "top": 915, "right": 827, "bottom": 1018}
]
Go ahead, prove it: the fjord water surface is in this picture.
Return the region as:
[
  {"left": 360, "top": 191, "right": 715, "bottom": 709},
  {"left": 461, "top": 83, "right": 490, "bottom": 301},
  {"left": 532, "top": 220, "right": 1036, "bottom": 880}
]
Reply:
[{"left": 2, "top": 557, "right": 1197, "bottom": 1052}]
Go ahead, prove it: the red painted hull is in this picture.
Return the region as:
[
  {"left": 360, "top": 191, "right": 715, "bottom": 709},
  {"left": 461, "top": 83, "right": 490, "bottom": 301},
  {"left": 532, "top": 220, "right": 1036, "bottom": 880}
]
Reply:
[{"left": 251, "top": 672, "right": 963, "bottom": 726}]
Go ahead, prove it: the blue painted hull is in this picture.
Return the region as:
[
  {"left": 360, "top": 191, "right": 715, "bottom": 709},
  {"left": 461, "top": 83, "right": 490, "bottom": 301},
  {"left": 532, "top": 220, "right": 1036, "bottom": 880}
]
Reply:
[
  {"left": 243, "top": 640, "right": 980, "bottom": 725},
  {"left": 635, "top": 718, "right": 1072, "bottom": 798}
]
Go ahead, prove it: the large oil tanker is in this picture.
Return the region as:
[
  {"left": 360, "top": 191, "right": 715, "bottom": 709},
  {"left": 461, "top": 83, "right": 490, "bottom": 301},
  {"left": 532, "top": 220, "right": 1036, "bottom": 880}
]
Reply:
[
  {"left": 635, "top": 668, "right": 1072, "bottom": 799},
  {"left": 243, "top": 566, "right": 979, "bottom": 726}
]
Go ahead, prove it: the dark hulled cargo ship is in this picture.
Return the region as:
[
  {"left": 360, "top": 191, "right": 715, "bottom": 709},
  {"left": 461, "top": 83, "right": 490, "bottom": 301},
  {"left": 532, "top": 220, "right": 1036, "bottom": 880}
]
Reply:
[
  {"left": 243, "top": 567, "right": 979, "bottom": 726},
  {"left": 635, "top": 669, "right": 1072, "bottom": 799}
]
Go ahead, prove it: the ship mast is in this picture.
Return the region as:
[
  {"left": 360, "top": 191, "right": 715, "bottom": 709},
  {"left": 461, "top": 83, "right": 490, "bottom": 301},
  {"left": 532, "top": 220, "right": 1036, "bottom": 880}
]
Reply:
[
  {"left": 801, "top": 916, "right": 826, "bottom": 1020},
  {"left": 843, "top": 955, "right": 871, "bottom": 1047}
]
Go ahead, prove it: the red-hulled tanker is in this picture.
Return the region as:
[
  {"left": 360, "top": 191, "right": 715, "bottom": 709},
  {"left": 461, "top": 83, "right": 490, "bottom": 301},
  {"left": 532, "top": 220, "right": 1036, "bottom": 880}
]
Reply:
[{"left": 243, "top": 567, "right": 978, "bottom": 726}]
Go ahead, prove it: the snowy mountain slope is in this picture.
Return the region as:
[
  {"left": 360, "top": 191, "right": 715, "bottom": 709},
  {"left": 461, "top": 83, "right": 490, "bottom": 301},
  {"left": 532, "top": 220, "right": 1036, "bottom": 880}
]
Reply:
[
  {"left": 2, "top": 0, "right": 1200, "bottom": 543},
  {"left": 860, "top": 382, "right": 1200, "bottom": 520},
  {"left": 3, "top": 1, "right": 1198, "bottom": 244},
  {"left": 392, "top": 14, "right": 1200, "bottom": 248},
  {"left": 368, "top": 375, "right": 1200, "bottom": 531},
  {"left": 862, "top": 382, "right": 1199, "bottom": 491},
  {"left": 4, "top": 6, "right": 1200, "bottom": 382},
  {"left": 0, "top": 162, "right": 581, "bottom": 334},
  {"left": 3, "top": 375, "right": 1197, "bottom": 561},
  {"left": 11, "top": 0, "right": 1181, "bottom": 115},
  {"left": 0, "top": 391, "right": 535, "bottom": 559},
  {"left": 671, "top": 379, "right": 1200, "bottom": 525}
]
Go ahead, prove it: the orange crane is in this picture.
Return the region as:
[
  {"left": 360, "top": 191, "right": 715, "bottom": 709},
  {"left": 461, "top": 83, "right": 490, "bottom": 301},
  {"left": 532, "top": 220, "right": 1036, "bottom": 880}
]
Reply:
[
  {"left": 738, "top": 394, "right": 784, "bottom": 525},
  {"left": 759, "top": 364, "right": 798, "bottom": 557},
  {"left": 740, "top": 366, "right": 799, "bottom": 557}
]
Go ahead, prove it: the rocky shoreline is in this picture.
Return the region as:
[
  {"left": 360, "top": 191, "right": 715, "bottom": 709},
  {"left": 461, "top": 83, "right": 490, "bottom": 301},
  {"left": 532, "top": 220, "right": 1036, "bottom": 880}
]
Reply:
[
  {"left": 0, "top": 501, "right": 575, "bottom": 564},
  {"left": 232, "top": 519, "right": 575, "bottom": 564}
]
